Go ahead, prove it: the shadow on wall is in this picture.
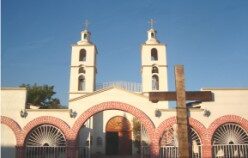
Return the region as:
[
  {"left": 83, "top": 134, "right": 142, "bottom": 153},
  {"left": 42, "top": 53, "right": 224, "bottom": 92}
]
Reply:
[{"left": 1, "top": 146, "right": 16, "bottom": 158}]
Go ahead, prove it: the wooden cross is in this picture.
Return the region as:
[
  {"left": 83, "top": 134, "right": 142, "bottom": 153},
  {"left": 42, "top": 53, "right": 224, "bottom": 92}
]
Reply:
[
  {"left": 149, "top": 65, "right": 213, "bottom": 157},
  {"left": 148, "top": 19, "right": 155, "bottom": 28}
]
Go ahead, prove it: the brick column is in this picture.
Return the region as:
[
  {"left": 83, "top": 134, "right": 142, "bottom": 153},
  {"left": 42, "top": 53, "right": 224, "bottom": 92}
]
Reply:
[
  {"left": 16, "top": 146, "right": 25, "bottom": 158},
  {"left": 202, "top": 144, "right": 212, "bottom": 158},
  {"left": 67, "top": 140, "right": 77, "bottom": 158},
  {"left": 150, "top": 137, "right": 160, "bottom": 158},
  {"left": 202, "top": 135, "right": 212, "bottom": 158},
  {"left": 150, "top": 143, "right": 160, "bottom": 158}
]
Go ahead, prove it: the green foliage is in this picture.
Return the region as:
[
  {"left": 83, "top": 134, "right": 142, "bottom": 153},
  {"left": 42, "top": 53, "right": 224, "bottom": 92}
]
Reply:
[
  {"left": 20, "top": 83, "right": 65, "bottom": 109},
  {"left": 132, "top": 117, "right": 141, "bottom": 153}
]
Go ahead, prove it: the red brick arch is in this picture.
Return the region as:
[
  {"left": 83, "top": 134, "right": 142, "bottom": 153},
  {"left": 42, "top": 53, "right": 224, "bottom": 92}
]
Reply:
[
  {"left": 22, "top": 116, "right": 71, "bottom": 146},
  {"left": 208, "top": 115, "right": 248, "bottom": 143},
  {"left": 155, "top": 117, "right": 207, "bottom": 145},
  {"left": 0, "top": 116, "right": 23, "bottom": 146},
  {"left": 189, "top": 117, "right": 208, "bottom": 145},
  {"left": 72, "top": 101, "right": 156, "bottom": 140}
]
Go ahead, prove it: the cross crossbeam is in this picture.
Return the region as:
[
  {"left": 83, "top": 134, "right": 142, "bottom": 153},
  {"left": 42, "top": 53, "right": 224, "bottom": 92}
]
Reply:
[
  {"left": 149, "top": 65, "right": 214, "bottom": 158},
  {"left": 149, "top": 91, "right": 213, "bottom": 103}
]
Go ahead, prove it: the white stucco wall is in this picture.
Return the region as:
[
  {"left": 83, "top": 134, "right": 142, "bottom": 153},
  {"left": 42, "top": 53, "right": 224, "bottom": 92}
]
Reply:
[
  {"left": 1, "top": 124, "right": 16, "bottom": 158},
  {"left": 69, "top": 87, "right": 171, "bottom": 128},
  {"left": 141, "top": 44, "right": 168, "bottom": 93},
  {"left": 1, "top": 87, "right": 248, "bottom": 155},
  {"left": 69, "top": 44, "right": 97, "bottom": 99},
  {"left": 189, "top": 88, "right": 248, "bottom": 127},
  {"left": 2, "top": 87, "right": 248, "bottom": 131},
  {"left": 1, "top": 88, "right": 27, "bottom": 120}
]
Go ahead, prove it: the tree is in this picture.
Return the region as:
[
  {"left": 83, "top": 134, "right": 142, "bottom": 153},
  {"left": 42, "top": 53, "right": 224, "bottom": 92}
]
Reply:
[{"left": 20, "top": 84, "right": 65, "bottom": 109}]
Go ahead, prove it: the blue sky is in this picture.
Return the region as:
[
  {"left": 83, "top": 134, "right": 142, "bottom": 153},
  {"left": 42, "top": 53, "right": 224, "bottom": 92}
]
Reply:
[{"left": 2, "top": 0, "right": 248, "bottom": 106}]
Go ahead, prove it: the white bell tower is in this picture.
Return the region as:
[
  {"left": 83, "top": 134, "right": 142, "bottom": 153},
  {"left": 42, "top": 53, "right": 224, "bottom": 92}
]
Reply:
[
  {"left": 141, "top": 19, "right": 168, "bottom": 93},
  {"left": 69, "top": 21, "right": 97, "bottom": 99}
]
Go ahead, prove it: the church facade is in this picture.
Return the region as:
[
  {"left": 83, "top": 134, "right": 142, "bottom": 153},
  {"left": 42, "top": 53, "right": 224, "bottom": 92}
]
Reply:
[{"left": 1, "top": 24, "right": 248, "bottom": 158}]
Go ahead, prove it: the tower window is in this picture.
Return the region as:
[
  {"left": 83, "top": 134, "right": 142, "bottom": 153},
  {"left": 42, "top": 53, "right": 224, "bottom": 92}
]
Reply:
[
  {"left": 79, "top": 67, "right": 85, "bottom": 74},
  {"left": 78, "top": 75, "right": 85, "bottom": 91},
  {"left": 84, "top": 33, "right": 88, "bottom": 39},
  {"left": 152, "top": 75, "right": 159, "bottom": 90},
  {"left": 151, "top": 32, "right": 154, "bottom": 38},
  {"left": 152, "top": 66, "right": 159, "bottom": 73},
  {"left": 79, "top": 49, "right": 86, "bottom": 61},
  {"left": 151, "top": 48, "right": 158, "bottom": 61}
]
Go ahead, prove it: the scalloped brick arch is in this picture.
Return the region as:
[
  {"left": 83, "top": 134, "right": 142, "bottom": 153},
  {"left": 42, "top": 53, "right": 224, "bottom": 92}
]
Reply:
[
  {"left": 72, "top": 101, "right": 156, "bottom": 140},
  {"left": 208, "top": 115, "right": 248, "bottom": 143},
  {"left": 22, "top": 116, "right": 71, "bottom": 146},
  {"left": 155, "top": 117, "right": 207, "bottom": 145},
  {"left": 189, "top": 117, "right": 208, "bottom": 145},
  {"left": 1, "top": 116, "right": 23, "bottom": 146}
]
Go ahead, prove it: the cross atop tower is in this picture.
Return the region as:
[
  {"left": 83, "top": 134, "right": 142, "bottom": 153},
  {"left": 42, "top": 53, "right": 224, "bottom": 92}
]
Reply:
[
  {"left": 83, "top": 19, "right": 90, "bottom": 30},
  {"left": 148, "top": 19, "right": 155, "bottom": 29}
]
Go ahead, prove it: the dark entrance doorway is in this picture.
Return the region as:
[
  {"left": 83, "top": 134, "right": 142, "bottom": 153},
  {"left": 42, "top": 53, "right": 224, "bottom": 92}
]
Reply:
[
  {"left": 106, "top": 116, "right": 132, "bottom": 155},
  {"left": 106, "top": 132, "right": 118, "bottom": 155}
]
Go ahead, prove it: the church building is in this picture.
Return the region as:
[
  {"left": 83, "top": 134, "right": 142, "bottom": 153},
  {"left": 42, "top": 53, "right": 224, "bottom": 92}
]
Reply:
[{"left": 1, "top": 22, "right": 248, "bottom": 158}]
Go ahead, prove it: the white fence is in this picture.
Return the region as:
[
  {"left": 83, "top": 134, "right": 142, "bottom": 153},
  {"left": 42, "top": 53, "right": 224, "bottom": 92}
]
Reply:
[
  {"left": 160, "top": 146, "right": 202, "bottom": 158},
  {"left": 141, "top": 146, "right": 202, "bottom": 158},
  {"left": 212, "top": 144, "right": 248, "bottom": 158},
  {"left": 141, "top": 146, "right": 150, "bottom": 158},
  {"left": 75, "top": 146, "right": 90, "bottom": 158},
  {"left": 25, "top": 146, "right": 90, "bottom": 158},
  {"left": 25, "top": 146, "right": 66, "bottom": 158}
]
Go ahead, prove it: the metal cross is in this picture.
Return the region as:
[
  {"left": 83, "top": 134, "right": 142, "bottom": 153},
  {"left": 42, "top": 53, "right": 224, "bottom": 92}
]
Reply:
[
  {"left": 84, "top": 19, "right": 90, "bottom": 30},
  {"left": 148, "top": 19, "right": 155, "bottom": 28}
]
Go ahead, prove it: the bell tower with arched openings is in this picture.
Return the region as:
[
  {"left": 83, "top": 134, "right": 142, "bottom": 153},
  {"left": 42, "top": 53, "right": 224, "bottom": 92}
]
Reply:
[
  {"left": 69, "top": 21, "right": 97, "bottom": 99},
  {"left": 141, "top": 19, "right": 168, "bottom": 93}
]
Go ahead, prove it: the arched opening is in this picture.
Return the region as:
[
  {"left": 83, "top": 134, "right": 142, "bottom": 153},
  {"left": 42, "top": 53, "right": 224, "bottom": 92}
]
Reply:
[
  {"left": 79, "top": 49, "right": 86, "bottom": 61},
  {"left": 72, "top": 102, "right": 155, "bottom": 158},
  {"left": 160, "top": 126, "right": 202, "bottom": 157},
  {"left": 78, "top": 75, "right": 85, "bottom": 91},
  {"left": 212, "top": 123, "right": 248, "bottom": 157},
  {"left": 152, "top": 66, "right": 159, "bottom": 74},
  {"left": 76, "top": 111, "right": 150, "bottom": 158},
  {"left": 79, "top": 67, "right": 85, "bottom": 74},
  {"left": 84, "top": 33, "right": 88, "bottom": 40},
  {"left": 152, "top": 75, "right": 159, "bottom": 90},
  {"left": 151, "top": 32, "right": 155, "bottom": 38},
  {"left": 24, "top": 124, "right": 66, "bottom": 158},
  {"left": 105, "top": 116, "right": 132, "bottom": 155},
  {"left": 151, "top": 48, "right": 158, "bottom": 61}
]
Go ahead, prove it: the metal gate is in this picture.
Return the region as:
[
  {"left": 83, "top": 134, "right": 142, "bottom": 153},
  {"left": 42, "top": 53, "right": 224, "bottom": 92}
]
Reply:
[
  {"left": 212, "top": 123, "right": 248, "bottom": 158},
  {"left": 24, "top": 124, "right": 90, "bottom": 158}
]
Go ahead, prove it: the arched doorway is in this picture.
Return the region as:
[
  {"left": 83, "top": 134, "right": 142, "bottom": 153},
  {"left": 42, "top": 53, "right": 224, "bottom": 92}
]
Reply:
[
  {"left": 72, "top": 102, "right": 156, "bottom": 157},
  {"left": 105, "top": 116, "right": 132, "bottom": 155}
]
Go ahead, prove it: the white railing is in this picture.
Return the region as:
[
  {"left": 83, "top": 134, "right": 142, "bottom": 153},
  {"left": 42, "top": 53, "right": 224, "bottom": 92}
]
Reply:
[
  {"left": 212, "top": 144, "right": 248, "bottom": 158},
  {"left": 25, "top": 146, "right": 66, "bottom": 158},
  {"left": 25, "top": 146, "right": 90, "bottom": 158},
  {"left": 96, "top": 81, "right": 142, "bottom": 92},
  {"left": 141, "top": 146, "right": 150, "bottom": 158},
  {"left": 160, "top": 146, "right": 178, "bottom": 158},
  {"left": 159, "top": 145, "right": 202, "bottom": 158},
  {"left": 75, "top": 146, "right": 90, "bottom": 158}
]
